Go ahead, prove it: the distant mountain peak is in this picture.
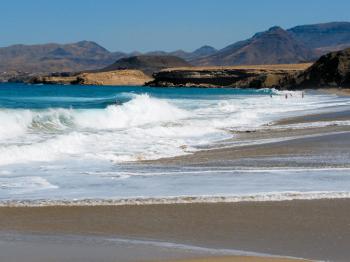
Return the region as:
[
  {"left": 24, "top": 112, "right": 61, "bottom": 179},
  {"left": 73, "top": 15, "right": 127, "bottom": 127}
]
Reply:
[
  {"left": 76, "top": 40, "right": 98, "bottom": 46},
  {"left": 267, "top": 26, "right": 284, "bottom": 32},
  {"left": 195, "top": 45, "right": 216, "bottom": 51},
  {"left": 191, "top": 45, "right": 217, "bottom": 58},
  {"left": 74, "top": 40, "right": 109, "bottom": 52}
]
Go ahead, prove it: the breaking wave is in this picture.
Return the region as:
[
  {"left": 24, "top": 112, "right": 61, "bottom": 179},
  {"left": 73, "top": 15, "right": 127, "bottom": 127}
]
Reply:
[{"left": 1, "top": 91, "right": 350, "bottom": 166}]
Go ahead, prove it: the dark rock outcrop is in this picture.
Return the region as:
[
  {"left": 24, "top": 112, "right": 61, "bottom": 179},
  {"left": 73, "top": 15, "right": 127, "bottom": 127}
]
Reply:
[{"left": 286, "top": 48, "right": 350, "bottom": 88}]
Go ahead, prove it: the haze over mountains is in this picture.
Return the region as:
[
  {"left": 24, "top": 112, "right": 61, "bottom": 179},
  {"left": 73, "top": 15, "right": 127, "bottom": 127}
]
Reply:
[{"left": 1, "top": 22, "right": 350, "bottom": 74}]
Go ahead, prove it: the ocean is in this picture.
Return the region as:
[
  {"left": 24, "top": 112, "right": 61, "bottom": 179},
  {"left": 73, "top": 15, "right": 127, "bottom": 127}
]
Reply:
[{"left": 1, "top": 83, "right": 350, "bottom": 205}]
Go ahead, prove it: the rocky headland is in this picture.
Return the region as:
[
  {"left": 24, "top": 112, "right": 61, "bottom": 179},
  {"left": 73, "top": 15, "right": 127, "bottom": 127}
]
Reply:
[{"left": 147, "top": 64, "right": 312, "bottom": 88}]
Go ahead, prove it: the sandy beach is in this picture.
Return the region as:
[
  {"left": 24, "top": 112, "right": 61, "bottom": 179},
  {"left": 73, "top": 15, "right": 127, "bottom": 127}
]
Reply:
[{"left": 0, "top": 89, "right": 350, "bottom": 262}]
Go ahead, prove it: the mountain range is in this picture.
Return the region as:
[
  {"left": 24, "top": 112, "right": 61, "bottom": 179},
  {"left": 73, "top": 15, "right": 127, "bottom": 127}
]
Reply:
[
  {"left": 193, "top": 22, "right": 350, "bottom": 66},
  {"left": 1, "top": 22, "right": 350, "bottom": 73},
  {"left": 0, "top": 41, "right": 124, "bottom": 73},
  {"left": 0, "top": 41, "right": 214, "bottom": 74}
]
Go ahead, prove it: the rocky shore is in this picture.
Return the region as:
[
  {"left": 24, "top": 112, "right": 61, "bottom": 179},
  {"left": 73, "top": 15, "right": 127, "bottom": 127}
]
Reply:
[
  {"left": 148, "top": 48, "right": 350, "bottom": 89},
  {"left": 146, "top": 64, "right": 311, "bottom": 88}
]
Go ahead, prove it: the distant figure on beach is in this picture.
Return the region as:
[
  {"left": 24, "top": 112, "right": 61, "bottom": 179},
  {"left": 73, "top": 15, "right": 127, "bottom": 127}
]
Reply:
[
  {"left": 285, "top": 94, "right": 288, "bottom": 99},
  {"left": 302, "top": 92, "right": 304, "bottom": 98}
]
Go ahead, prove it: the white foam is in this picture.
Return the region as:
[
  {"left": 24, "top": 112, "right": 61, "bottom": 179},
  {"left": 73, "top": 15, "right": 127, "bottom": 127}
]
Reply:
[
  {"left": 0, "top": 132, "right": 89, "bottom": 165},
  {"left": 0, "top": 176, "right": 58, "bottom": 193},
  {"left": 84, "top": 167, "right": 350, "bottom": 177},
  {"left": 0, "top": 110, "right": 32, "bottom": 140},
  {"left": 1, "top": 191, "right": 350, "bottom": 207}
]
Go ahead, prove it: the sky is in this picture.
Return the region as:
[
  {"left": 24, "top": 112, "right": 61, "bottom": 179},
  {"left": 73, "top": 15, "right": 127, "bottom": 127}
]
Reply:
[{"left": 1, "top": 0, "right": 350, "bottom": 52}]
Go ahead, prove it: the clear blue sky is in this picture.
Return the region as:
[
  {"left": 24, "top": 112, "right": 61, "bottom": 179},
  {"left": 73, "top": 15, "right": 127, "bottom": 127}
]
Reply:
[{"left": 1, "top": 0, "right": 349, "bottom": 52}]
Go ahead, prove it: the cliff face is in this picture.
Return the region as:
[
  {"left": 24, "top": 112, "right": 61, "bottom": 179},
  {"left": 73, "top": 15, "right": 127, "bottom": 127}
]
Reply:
[
  {"left": 29, "top": 70, "right": 152, "bottom": 86},
  {"left": 147, "top": 64, "right": 311, "bottom": 88},
  {"left": 75, "top": 70, "right": 152, "bottom": 86}
]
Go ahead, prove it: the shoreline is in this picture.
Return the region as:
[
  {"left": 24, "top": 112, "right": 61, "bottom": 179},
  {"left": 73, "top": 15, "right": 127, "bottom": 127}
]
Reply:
[
  {"left": 1, "top": 189, "right": 350, "bottom": 207},
  {"left": 0, "top": 88, "right": 349, "bottom": 261}
]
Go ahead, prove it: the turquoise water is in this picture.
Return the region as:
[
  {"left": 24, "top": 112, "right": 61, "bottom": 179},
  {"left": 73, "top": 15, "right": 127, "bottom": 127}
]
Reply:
[
  {"left": 1, "top": 83, "right": 350, "bottom": 204},
  {"left": 0, "top": 83, "right": 274, "bottom": 109}
]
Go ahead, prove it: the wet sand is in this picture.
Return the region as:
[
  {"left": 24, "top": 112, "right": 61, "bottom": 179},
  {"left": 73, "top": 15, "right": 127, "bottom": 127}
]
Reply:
[
  {"left": 320, "top": 88, "right": 350, "bottom": 97},
  {"left": 0, "top": 200, "right": 349, "bottom": 261}
]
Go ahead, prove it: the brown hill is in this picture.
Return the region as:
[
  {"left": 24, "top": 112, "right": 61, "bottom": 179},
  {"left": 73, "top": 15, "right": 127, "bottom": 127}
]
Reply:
[
  {"left": 194, "top": 26, "right": 314, "bottom": 66},
  {"left": 101, "top": 55, "right": 191, "bottom": 76},
  {"left": 0, "top": 41, "right": 125, "bottom": 73}
]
